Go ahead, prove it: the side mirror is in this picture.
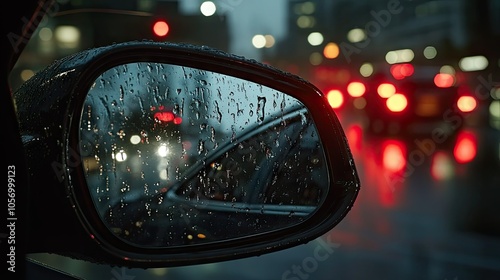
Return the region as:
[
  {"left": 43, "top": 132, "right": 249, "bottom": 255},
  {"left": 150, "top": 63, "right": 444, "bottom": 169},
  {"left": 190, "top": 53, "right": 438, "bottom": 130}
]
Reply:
[{"left": 14, "top": 41, "right": 360, "bottom": 268}]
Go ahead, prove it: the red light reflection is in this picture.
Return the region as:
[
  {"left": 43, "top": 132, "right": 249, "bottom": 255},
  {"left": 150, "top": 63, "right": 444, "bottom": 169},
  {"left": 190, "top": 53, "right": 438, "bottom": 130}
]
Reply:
[
  {"left": 383, "top": 140, "right": 407, "bottom": 172},
  {"left": 346, "top": 124, "right": 363, "bottom": 154},
  {"left": 362, "top": 139, "right": 407, "bottom": 208},
  {"left": 173, "top": 117, "right": 183, "bottom": 125},
  {"left": 453, "top": 130, "right": 477, "bottom": 163},
  {"left": 154, "top": 111, "right": 175, "bottom": 122}
]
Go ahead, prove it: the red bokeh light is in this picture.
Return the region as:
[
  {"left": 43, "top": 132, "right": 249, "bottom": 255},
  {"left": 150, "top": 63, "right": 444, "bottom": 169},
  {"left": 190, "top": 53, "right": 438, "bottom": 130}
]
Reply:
[
  {"left": 434, "top": 73, "right": 455, "bottom": 88},
  {"left": 154, "top": 111, "right": 175, "bottom": 122},
  {"left": 454, "top": 130, "right": 477, "bottom": 164},
  {"left": 153, "top": 20, "right": 170, "bottom": 37},
  {"left": 390, "top": 63, "right": 414, "bottom": 80}
]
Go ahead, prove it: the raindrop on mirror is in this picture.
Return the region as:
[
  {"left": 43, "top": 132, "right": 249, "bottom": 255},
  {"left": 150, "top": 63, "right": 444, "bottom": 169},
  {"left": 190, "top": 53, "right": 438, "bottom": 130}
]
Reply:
[{"left": 79, "top": 62, "right": 329, "bottom": 248}]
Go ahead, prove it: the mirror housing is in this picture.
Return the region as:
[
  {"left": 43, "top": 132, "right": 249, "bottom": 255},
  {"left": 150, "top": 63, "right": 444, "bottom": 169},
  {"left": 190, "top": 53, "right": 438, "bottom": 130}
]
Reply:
[{"left": 14, "top": 41, "right": 360, "bottom": 268}]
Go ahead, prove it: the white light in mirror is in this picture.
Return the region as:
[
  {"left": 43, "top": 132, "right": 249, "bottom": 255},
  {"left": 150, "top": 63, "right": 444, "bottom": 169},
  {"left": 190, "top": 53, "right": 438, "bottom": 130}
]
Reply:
[
  {"left": 112, "top": 150, "right": 127, "bottom": 162},
  {"left": 157, "top": 144, "right": 170, "bottom": 157},
  {"left": 130, "top": 135, "right": 141, "bottom": 145}
]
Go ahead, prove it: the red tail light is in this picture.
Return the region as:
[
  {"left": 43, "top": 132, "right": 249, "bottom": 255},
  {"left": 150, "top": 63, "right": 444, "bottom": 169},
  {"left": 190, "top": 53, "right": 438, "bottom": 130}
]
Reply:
[
  {"left": 390, "top": 63, "right": 414, "bottom": 80},
  {"left": 434, "top": 73, "right": 455, "bottom": 88}
]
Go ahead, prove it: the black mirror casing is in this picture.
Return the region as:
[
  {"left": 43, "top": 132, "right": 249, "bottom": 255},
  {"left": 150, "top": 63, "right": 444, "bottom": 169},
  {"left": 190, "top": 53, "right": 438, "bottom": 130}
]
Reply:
[{"left": 14, "top": 41, "right": 360, "bottom": 268}]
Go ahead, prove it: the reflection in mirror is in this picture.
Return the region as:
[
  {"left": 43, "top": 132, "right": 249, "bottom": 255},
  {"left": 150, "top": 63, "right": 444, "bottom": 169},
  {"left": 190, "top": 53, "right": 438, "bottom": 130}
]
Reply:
[{"left": 79, "top": 62, "right": 329, "bottom": 247}]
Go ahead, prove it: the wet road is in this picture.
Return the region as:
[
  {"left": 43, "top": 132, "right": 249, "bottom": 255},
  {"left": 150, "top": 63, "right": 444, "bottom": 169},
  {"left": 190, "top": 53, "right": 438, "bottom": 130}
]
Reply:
[{"left": 27, "top": 111, "right": 500, "bottom": 280}]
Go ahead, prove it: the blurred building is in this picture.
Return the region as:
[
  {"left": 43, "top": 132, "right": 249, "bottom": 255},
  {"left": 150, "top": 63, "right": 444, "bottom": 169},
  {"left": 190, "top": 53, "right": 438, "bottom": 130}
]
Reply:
[
  {"left": 9, "top": 0, "right": 230, "bottom": 91},
  {"left": 275, "top": 0, "right": 500, "bottom": 67}
]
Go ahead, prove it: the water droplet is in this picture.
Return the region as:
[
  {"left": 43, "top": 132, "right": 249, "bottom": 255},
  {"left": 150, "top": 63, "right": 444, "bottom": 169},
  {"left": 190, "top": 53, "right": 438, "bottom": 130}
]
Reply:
[
  {"left": 214, "top": 101, "right": 222, "bottom": 123},
  {"left": 198, "top": 140, "right": 205, "bottom": 155},
  {"left": 119, "top": 85, "right": 124, "bottom": 101},
  {"left": 210, "top": 127, "right": 216, "bottom": 143}
]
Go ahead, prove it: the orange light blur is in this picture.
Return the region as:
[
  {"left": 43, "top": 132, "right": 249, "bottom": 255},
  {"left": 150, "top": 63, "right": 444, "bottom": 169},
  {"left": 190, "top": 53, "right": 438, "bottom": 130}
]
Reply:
[
  {"left": 377, "top": 83, "right": 396, "bottom": 98},
  {"left": 153, "top": 20, "right": 169, "bottom": 37},
  {"left": 197, "top": 233, "right": 207, "bottom": 239},
  {"left": 434, "top": 73, "right": 455, "bottom": 88},
  {"left": 457, "top": 96, "right": 477, "bottom": 113},
  {"left": 327, "top": 89, "right": 344, "bottom": 109},
  {"left": 386, "top": 93, "right": 408, "bottom": 112},
  {"left": 323, "top": 42, "right": 340, "bottom": 59},
  {"left": 454, "top": 130, "right": 477, "bottom": 164},
  {"left": 347, "top": 82, "right": 366, "bottom": 97}
]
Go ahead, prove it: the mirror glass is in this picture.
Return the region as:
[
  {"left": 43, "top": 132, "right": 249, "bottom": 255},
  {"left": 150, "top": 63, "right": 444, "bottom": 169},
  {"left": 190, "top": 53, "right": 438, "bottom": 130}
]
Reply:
[{"left": 79, "top": 62, "right": 329, "bottom": 247}]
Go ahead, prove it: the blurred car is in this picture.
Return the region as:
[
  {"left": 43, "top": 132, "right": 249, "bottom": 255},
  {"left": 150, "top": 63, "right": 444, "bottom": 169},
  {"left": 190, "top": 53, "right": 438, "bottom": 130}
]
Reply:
[{"left": 361, "top": 63, "right": 479, "bottom": 135}]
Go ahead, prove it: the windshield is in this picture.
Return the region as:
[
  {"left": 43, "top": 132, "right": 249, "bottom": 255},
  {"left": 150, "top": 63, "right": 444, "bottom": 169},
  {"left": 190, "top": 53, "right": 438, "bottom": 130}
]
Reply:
[{"left": 11, "top": 0, "right": 500, "bottom": 279}]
